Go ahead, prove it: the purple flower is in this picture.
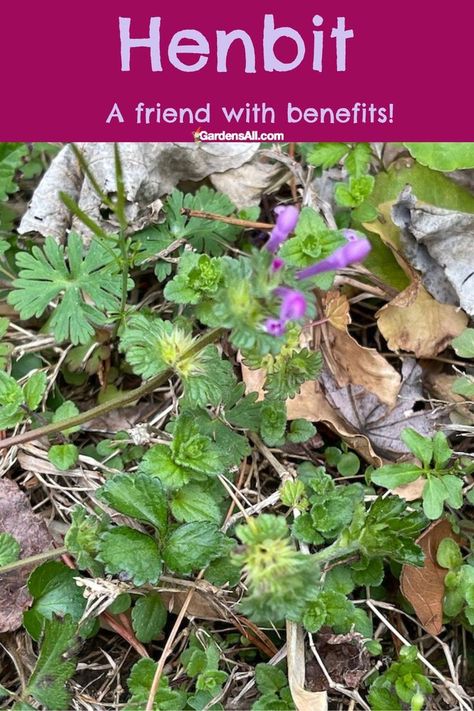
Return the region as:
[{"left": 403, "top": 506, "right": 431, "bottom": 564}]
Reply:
[
  {"left": 265, "top": 287, "right": 307, "bottom": 337},
  {"left": 271, "top": 257, "right": 285, "bottom": 272},
  {"left": 296, "top": 232, "right": 371, "bottom": 280},
  {"left": 264, "top": 318, "right": 286, "bottom": 337},
  {"left": 265, "top": 205, "right": 299, "bottom": 253},
  {"left": 275, "top": 288, "right": 307, "bottom": 320}
]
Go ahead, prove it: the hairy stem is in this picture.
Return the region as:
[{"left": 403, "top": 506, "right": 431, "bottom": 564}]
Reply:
[
  {"left": 0, "top": 327, "right": 225, "bottom": 451},
  {"left": 0, "top": 546, "right": 67, "bottom": 575}
]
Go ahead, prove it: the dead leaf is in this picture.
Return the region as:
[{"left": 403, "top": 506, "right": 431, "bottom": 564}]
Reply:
[
  {"left": 0, "top": 478, "right": 52, "bottom": 632},
  {"left": 323, "top": 290, "right": 351, "bottom": 330},
  {"left": 287, "top": 621, "right": 327, "bottom": 711},
  {"left": 320, "top": 359, "right": 437, "bottom": 460},
  {"left": 321, "top": 324, "right": 401, "bottom": 407},
  {"left": 401, "top": 519, "right": 461, "bottom": 635},
  {"left": 18, "top": 142, "right": 263, "bottom": 243},
  {"left": 305, "top": 629, "right": 371, "bottom": 691},
  {"left": 392, "top": 187, "right": 474, "bottom": 316},
  {"left": 392, "top": 476, "right": 426, "bottom": 501},
  {"left": 376, "top": 285, "right": 467, "bottom": 358}
]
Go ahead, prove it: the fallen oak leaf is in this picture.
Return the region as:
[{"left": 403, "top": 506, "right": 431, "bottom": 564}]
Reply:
[
  {"left": 319, "top": 359, "right": 437, "bottom": 461},
  {"left": 321, "top": 322, "right": 401, "bottom": 407},
  {"left": 400, "top": 519, "right": 461, "bottom": 635}
]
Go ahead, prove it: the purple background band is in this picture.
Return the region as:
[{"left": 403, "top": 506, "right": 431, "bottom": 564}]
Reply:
[{"left": 0, "top": 1, "right": 472, "bottom": 140}]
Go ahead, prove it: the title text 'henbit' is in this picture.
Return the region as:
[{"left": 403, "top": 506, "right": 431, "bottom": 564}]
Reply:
[{"left": 119, "top": 15, "right": 355, "bottom": 73}]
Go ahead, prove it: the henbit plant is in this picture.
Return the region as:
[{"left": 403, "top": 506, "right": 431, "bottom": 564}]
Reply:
[{"left": 2, "top": 142, "right": 472, "bottom": 710}]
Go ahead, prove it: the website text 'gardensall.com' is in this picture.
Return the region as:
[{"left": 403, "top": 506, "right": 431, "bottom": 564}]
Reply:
[{"left": 195, "top": 129, "right": 285, "bottom": 142}]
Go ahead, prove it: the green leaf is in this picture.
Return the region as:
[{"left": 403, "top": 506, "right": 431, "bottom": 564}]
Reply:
[
  {"left": 98, "top": 473, "right": 168, "bottom": 536},
  {"left": 265, "top": 348, "right": 322, "bottom": 400},
  {"left": 0, "top": 532, "right": 20, "bottom": 566},
  {"left": 196, "top": 669, "right": 228, "bottom": 693},
  {"left": 302, "top": 598, "right": 327, "bottom": 633},
  {"left": 370, "top": 162, "right": 474, "bottom": 214},
  {"left": 404, "top": 143, "right": 474, "bottom": 171},
  {"left": 0, "top": 143, "right": 28, "bottom": 201},
  {"left": 171, "top": 413, "right": 225, "bottom": 476},
  {"left": 323, "top": 565, "right": 355, "bottom": 595},
  {"left": 441, "top": 474, "right": 463, "bottom": 509},
  {"left": 65, "top": 507, "right": 109, "bottom": 573},
  {"left": 182, "top": 345, "right": 236, "bottom": 408},
  {"left": 432, "top": 432, "right": 453, "bottom": 468},
  {"left": 452, "top": 376, "right": 474, "bottom": 399},
  {"left": 8, "top": 233, "right": 125, "bottom": 345},
  {"left": 260, "top": 399, "right": 287, "bottom": 446},
  {"left": 306, "top": 142, "right": 348, "bottom": 170},
  {"left": 371, "top": 462, "right": 423, "bottom": 489},
  {"left": 127, "top": 659, "right": 187, "bottom": 711},
  {"left": 291, "top": 514, "right": 324, "bottom": 545},
  {"left": 352, "top": 201, "right": 378, "bottom": 223},
  {"left": 452, "top": 328, "right": 474, "bottom": 358},
  {"left": 22, "top": 371, "right": 47, "bottom": 411},
  {"left": 164, "top": 252, "right": 223, "bottom": 305},
  {"left": 279, "top": 207, "right": 346, "bottom": 268},
  {"left": 0, "top": 318, "right": 12, "bottom": 369},
  {"left": 226, "top": 389, "right": 262, "bottom": 430},
  {"left": 345, "top": 143, "right": 372, "bottom": 177},
  {"left": 287, "top": 419, "right": 316, "bottom": 443},
  {"left": 163, "top": 522, "right": 225, "bottom": 575},
  {"left": 336, "top": 452, "right": 360, "bottom": 476},
  {"left": 98, "top": 527, "right": 162, "bottom": 585},
  {"left": 170, "top": 484, "right": 222, "bottom": 524},
  {"left": 0, "top": 370, "right": 25, "bottom": 429},
  {"left": 422, "top": 477, "right": 447, "bottom": 519},
  {"left": 254, "top": 664, "right": 288, "bottom": 695},
  {"left": 205, "top": 543, "right": 241, "bottom": 587},
  {"left": 25, "top": 615, "right": 77, "bottom": 710},
  {"left": 149, "top": 187, "right": 239, "bottom": 256},
  {"left": 131, "top": 593, "right": 167, "bottom": 643},
  {"left": 400, "top": 428, "right": 433, "bottom": 467},
  {"left": 48, "top": 444, "right": 79, "bottom": 471},
  {"left": 335, "top": 175, "right": 374, "bottom": 208},
  {"left": 23, "top": 562, "right": 86, "bottom": 641},
  {"left": 436, "top": 538, "right": 462, "bottom": 570},
  {"left": 52, "top": 400, "right": 80, "bottom": 434},
  {"left": 119, "top": 314, "right": 191, "bottom": 379}
]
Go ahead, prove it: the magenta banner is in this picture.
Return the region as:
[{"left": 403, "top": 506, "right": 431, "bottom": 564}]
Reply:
[{"left": 1, "top": 0, "right": 472, "bottom": 140}]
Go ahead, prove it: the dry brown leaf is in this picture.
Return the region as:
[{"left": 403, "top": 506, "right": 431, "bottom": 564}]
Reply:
[
  {"left": 392, "top": 188, "right": 474, "bottom": 316},
  {"left": 323, "top": 290, "right": 351, "bottom": 330},
  {"left": 400, "top": 519, "right": 461, "bottom": 635},
  {"left": 18, "top": 143, "right": 266, "bottom": 243},
  {"left": 287, "top": 621, "right": 327, "bottom": 711},
  {"left": 0, "top": 478, "right": 52, "bottom": 632},
  {"left": 376, "top": 284, "right": 467, "bottom": 358},
  {"left": 321, "top": 324, "right": 401, "bottom": 407},
  {"left": 392, "top": 476, "right": 426, "bottom": 501},
  {"left": 159, "top": 589, "right": 228, "bottom": 622}
]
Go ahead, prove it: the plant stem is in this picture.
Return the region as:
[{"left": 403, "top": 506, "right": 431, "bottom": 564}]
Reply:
[
  {"left": 0, "top": 546, "right": 67, "bottom": 575},
  {"left": 181, "top": 208, "right": 273, "bottom": 231},
  {"left": 0, "top": 327, "right": 225, "bottom": 451},
  {"left": 312, "top": 541, "right": 359, "bottom": 565}
]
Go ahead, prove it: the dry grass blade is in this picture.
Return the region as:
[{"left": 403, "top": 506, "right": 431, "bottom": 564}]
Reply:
[{"left": 286, "top": 621, "right": 327, "bottom": 711}]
